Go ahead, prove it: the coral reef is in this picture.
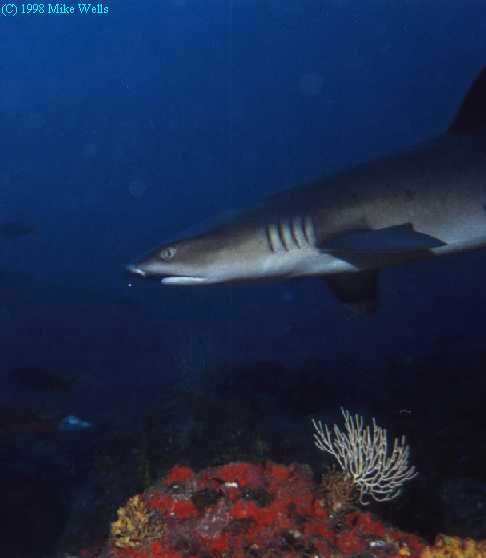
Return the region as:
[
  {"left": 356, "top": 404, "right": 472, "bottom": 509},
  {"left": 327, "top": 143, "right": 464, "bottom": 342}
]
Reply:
[
  {"left": 421, "top": 535, "right": 486, "bottom": 558},
  {"left": 93, "top": 461, "right": 428, "bottom": 558}
]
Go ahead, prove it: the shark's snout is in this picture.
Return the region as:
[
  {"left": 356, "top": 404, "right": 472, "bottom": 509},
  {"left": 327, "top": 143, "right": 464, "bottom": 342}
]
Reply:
[{"left": 126, "top": 264, "right": 147, "bottom": 277}]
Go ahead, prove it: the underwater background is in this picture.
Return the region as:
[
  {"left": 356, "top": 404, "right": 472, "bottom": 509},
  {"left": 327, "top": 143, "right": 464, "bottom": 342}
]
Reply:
[{"left": 1, "top": 1, "right": 486, "bottom": 556}]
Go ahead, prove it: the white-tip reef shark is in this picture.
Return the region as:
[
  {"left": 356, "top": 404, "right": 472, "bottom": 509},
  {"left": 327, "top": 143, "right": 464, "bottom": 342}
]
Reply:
[{"left": 127, "top": 68, "right": 486, "bottom": 312}]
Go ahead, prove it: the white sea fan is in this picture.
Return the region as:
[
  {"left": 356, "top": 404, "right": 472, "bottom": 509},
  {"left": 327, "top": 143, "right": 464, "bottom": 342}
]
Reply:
[{"left": 312, "top": 408, "right": 417, "bottom": 504}]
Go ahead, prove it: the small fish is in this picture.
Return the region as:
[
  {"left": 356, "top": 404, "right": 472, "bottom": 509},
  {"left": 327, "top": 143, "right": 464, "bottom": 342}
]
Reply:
[{"left": 57, "top": 415, "right": 93, "bottom": 431}]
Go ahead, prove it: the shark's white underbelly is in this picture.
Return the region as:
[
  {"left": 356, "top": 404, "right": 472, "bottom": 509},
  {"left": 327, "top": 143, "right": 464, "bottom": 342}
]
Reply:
[{"left": 261, "top": 248, "right": 358, "bottom": 277}]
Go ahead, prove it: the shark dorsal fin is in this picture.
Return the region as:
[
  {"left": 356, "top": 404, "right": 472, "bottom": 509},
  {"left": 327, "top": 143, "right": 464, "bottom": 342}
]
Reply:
[{"left": 449, "top": 67, "right": 486, "bottom": 134}]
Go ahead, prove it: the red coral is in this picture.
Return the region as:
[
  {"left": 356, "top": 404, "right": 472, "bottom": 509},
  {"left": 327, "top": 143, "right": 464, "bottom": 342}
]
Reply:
[
  {"left": 171, "top": 500, "right": 199, "bottom": 519},
  {"left": 231, "top": 499, "right": 260, "bottom": 520},
  {"left": 303, "top": 519, "right": 334, "bottom": 540},
  {"left": 94, "top": 461, "right": 426, "bottom": 558},
  {"left": 266, "top": 463, "right": 291, "bottom": 482},
  {"left": 255, "top": 501, "right": 283, "bottom": 528},
  {"left": 205, "top": 532, "right": 231, "bottom": 554},
  {"left": 293, "top": 492, "right": 315, "bottom": 516},
  {"left": 150, "top": 541, "right": 184, "bottom": 558},
  {"left": 223, "top": 486, "right": 240, "bottom": 502},
  {"left": 312, "top": 537, "right": 333, "bottom": 555},
  {"left": 213, "top": 462, "right": 264, "bottom": 488},
  {"left": 146, "top": 494, "right": 198, "bottom": 519},
  {"left": 345, "top": 511, "right": 386, "bottom": 538},
  {"left": 311, "top": 497, "right": 329, "bottom": 519},
  {"left": 146, "top": 493, "right": 174, "bottom": 513},
  {"left": 336, "top": 529, "right": 368, "bottom": 554},
  {"left": 164, "top": 465, "right": 194, "bottom": 485}
]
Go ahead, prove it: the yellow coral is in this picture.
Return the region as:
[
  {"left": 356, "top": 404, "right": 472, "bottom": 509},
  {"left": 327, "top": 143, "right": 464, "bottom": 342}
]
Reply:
[
  {"left": 421, "top": 535, "right": 486, "bottom": 558},
  {"left": 111, "top": 494, "right": 164, "bottom": 549}
]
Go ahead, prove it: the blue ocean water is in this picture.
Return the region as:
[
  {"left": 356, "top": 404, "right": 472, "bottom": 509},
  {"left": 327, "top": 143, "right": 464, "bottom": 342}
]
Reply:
[{"left": 1, "top": 1, "right": 486, "bottom": 556}]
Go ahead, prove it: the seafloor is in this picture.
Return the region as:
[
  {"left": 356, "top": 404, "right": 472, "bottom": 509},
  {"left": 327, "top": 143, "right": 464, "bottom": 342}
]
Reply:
[{"left": 2, "top": 344, "right": 486, "bottom": 557}]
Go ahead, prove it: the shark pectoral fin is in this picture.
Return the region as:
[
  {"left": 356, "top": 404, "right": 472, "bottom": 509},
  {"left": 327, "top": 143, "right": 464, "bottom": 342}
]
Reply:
[
  {"left": 321, "top": 223, "right": 445, "bottom": 254},
  {"left": 322, "top": 270, "right": 379, "bottom": 314}
]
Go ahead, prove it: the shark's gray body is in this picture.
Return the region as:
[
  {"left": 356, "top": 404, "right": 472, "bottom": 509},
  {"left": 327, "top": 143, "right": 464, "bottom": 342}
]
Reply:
[{"left": 128, "top": 68, "right": 486, "bottom": 311}]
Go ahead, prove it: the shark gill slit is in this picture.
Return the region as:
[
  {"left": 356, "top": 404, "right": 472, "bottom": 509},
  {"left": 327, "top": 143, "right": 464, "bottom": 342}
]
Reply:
[
  {"left": 279, "top": 220, "right": 292, "bottom": 251},
  {"left": 265, "top": 225, "right": 276, "bottom": 253},
  {"left": 282, "top": 219, "right": 297, "bottom": 250},
  {"left": 303, "top": 215, "right": 315, "bottom": 246},
  {"left": 268, "top": 224, "right": 281, "bottom": 252},
  {"left": 277, "top": 221, "right": 288, "bottom": 251},
  {"left": 290, "top": 217, "right": 303, "bottom": 248},
  {"left": 294, "top": 216, "right": 309, "bottom": 248}
]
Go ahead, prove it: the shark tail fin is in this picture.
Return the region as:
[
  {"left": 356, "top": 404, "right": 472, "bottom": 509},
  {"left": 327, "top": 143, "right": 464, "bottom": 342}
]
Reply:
[{"left": 449, "top": 67, "right": 486, "bottom": 134}]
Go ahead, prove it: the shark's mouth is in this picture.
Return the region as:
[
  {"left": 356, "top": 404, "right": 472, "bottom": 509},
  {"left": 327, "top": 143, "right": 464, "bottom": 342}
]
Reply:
[
  {"left": 160, "top": 276, "right": 207, "bottom": 285},
  {"left": 126, "top": 264, "right": 209, "bottom": 285},
  {"left": 126, "top": 266, "right": 206, "bottom": 285}
]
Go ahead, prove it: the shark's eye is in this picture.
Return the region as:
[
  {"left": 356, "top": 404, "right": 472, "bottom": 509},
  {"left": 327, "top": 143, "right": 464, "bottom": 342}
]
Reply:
[{"left": 160, "top": 246, "right": 176, "bottom": 261}]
